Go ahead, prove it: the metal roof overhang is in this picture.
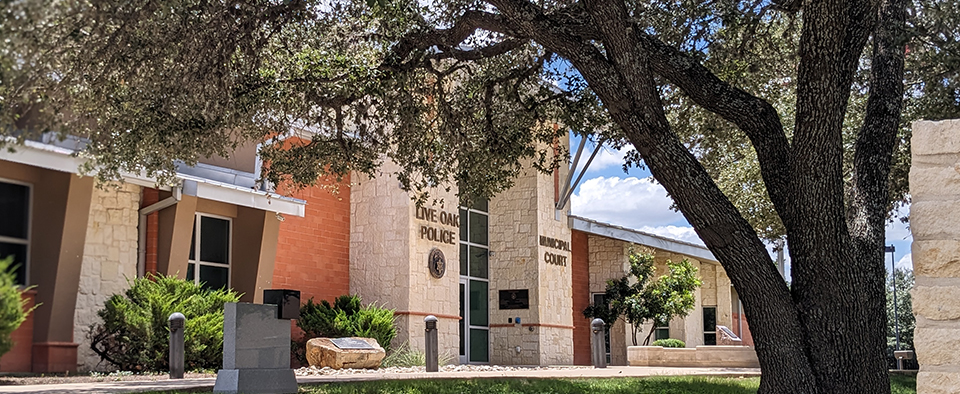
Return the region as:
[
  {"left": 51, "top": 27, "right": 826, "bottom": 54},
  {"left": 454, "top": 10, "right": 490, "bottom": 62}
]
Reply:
[
  {"left": 1, "top": 139, "right": 306, "bottom": 217},
  {"left": 569, "top": 215, "right": 717, "bottom": 263}
]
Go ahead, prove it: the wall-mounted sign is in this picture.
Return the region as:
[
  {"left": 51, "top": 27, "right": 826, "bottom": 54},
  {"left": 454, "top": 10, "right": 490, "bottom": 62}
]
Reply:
[
  {"left": 498, "top": 289, "right": 530, "bottom": 310},
  {"left": 417, "top": 207, "right": 459, "bottom": 245},
  {"left": 428, "top": 248, "right": 446, "bottom": 279},
  {"left": 540, "top": 235, "right": 569, "bottom": 266}
]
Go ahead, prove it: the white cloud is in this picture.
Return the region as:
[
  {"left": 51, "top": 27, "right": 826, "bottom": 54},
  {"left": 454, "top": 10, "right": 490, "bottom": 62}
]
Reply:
[
  {"left": 637, "top": 225, "right": 705, "bottom": 246},
  {"left": 571, "top": 143, "right": 631, "bottom": 174},
  {"left": 895, "top": 253, "right": 913, "bottom": 271},
  {"left": 885, "top": 205, "right": 912, "bottom": 242},
  {"left": 571, "top": 176, "right": 687, "bottom": 229}
]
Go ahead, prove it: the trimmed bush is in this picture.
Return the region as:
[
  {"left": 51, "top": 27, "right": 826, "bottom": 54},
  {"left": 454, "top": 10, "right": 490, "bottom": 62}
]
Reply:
[
  {"left": 651, "top": 338, "right": 686, "bottom": 348},
  {"left": 294, "top": 295, "right": 397, "bottom": 365},
  {"left": 89, "top": 274, "right": 240, "bottom": 372},
  {"left": 0, "top": 257, "right": 36, "bottom": 358}
]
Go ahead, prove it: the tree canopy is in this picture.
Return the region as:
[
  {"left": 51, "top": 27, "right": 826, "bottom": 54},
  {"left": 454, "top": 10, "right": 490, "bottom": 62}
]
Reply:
[{"left": 3, "top": 0, "right": 957, "bottom": 392}]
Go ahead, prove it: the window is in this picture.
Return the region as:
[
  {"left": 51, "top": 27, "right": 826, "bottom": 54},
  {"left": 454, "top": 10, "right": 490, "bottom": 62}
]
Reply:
[
  {"left": 654, "top": 325, "right": 670, "bottom": 341},
  {"left": 186, "top": 214, "right": 231, "bottom": 290},
  {"left": 0, "top": 180, "right": 30, "bottom": 286},
  {"left": 460, "top": 198, "right": 489, "bottom": 363},
  {"left": 703, "top": 306, "right": 717, "bottom": 345},
  {"left": 591, "top": 293, "right": 612, "bottom": 363}
]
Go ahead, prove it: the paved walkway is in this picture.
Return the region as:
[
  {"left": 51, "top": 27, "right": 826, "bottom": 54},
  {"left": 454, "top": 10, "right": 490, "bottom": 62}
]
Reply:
[{"left": 0, "top": 367, "right": 761, "bottom": 394}]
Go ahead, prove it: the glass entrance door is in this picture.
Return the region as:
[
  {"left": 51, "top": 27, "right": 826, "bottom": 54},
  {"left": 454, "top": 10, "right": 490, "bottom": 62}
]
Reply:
[{"left": 459, "top": 199, "right": 489, "bottom": 363}]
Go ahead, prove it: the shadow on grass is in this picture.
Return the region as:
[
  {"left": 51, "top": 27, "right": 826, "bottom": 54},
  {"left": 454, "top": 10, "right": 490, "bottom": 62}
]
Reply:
[{"left": 301, "top": 377, "right": 761, "bottom": 394}]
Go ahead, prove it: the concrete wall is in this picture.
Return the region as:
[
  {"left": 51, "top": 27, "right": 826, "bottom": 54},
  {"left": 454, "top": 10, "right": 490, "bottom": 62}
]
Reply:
[
  {"left": 74, "top": 184, "right": 141, "bottom": 371},
  {"left": 910, "top": 119, "right": 960, "bottom": 393},
  {"left": 627, "top": 345, "right": 758, "bottom": 368}
]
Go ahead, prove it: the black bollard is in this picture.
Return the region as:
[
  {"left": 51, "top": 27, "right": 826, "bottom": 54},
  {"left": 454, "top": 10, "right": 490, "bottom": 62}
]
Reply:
[
  {"left": 169, "top": 312, "right": 186, "bottom": 379},
  {"left": 424, "top": 315, "right": 439, "bottom": 372},
  {"left": 590, "top": 318, "right": 607, "bottom": 369}
]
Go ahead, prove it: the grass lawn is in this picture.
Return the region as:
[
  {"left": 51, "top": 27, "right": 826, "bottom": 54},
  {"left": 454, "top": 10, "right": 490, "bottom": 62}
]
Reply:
[
  {"left": 298, "top": 375, "right": 917, "bottom": 394},
  {"left": 147, "top": 375, "right": 917, "bottom": 394}
]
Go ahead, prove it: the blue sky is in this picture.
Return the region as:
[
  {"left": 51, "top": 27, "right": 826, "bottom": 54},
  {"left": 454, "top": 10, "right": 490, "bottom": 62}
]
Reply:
[{"left": 566, "top": 135, "right": 915, "bottom": 275}]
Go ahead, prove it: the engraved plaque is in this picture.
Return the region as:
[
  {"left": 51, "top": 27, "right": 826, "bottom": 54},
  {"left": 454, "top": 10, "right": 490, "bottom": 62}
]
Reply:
[
  {"left": 330, "top": 338, "right": 376, "bottom": 350},
  {"left": 498, "top": 289, "right": 530, "bottom": 310}
]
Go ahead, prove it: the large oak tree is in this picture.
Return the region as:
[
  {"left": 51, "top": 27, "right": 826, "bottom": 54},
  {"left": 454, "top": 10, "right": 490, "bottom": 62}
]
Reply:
[{"left": 2, "top": 0, "right": 955, "bottom": 392}]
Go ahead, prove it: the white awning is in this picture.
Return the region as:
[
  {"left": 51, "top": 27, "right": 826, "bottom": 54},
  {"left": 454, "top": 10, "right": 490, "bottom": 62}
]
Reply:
[
  {"left": 1, "top": 139, "right": 306, "bottom": 217},
  {"left": 569, "top": 215, "right": 717, "bottom": 262}
]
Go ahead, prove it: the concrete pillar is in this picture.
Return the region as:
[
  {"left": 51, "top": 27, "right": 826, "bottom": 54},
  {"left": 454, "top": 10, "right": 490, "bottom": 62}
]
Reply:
[
  {"left": 910, "top": 119, "right": 960, "bottom": 392},
  {"left": 157, "top": 194, "right": 197, "bottom": 278},
  {"left": 232, "top": 207, "right": 281, "bottom": 304},
  {"left": 29, "top": 173, "right": 94, "bottom": 372}
]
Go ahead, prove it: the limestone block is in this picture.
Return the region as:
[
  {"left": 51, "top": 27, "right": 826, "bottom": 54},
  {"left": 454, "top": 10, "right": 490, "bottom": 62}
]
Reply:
[
  {"left": 910, "top": 165, "right": 960, "bottom": 200},
  {"left": 913, "top": 241, "right": 960, "bottom": 278},
  {"left": 913, "top": 287, "right": 960, "bottom": 321},
  {"left": 911, "top": 200, "right": 960, "bottom": 240},
  {"left": 912, "top": 119, "right": 960, "bottom": 156},
  {"left": 305, "top": 337, "right": 385, "bottom": 369},
  {"left": 918, "top": 371, "right": 960, "bottom": 394},
  {"left": 914, "top": 326, "right": 960, "bottom": 366}
]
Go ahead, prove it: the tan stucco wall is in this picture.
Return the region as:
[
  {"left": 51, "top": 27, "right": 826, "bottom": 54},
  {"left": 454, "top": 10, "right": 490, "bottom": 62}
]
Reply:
[
  {"left": 910, "top": 119, "right": 960, "bottom": 393},
  {"left": 585, "top": 233, "right": 732, "bottom": 364},
  {"left": 74, "top": 184, "right": 141, "bottom": 371}
]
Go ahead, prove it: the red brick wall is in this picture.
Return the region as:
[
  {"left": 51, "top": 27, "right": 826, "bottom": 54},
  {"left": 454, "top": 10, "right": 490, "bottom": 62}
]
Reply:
[
  {"left": 0, "top": 290, "right": 36, "bottom": 372},
  {"left": 141, "top": 188, "right": 160, "bottom": 275},
  {"left": 273, "top": 176, "right": 351, "bottom": 305},
  {"left": 732, "top": 313, "right": 755, "bottom": 347},
  {"left": 571, "top": 229, "right": 592, "bottom": 365}
]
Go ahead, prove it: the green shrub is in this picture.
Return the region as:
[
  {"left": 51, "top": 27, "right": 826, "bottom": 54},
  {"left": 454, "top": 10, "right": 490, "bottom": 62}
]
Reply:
[
  {"left": 89, "top": 274, "right": 241, "bottom": 372},
  {"left": 651, "top": 338, "right": 686, "bottom": 348},
  {"left": 294, "top": 295, "right": 397, "bottom": 365},
  {"left": 0, "top": 257, "right": 36, "bottom": 358}
]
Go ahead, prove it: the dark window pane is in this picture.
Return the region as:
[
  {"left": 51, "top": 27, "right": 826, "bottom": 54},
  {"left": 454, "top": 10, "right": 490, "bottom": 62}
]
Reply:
[
  {"left": 469, "top": 246, "right": 488, "bottom": 279},
  {"left": 469, "top": 280, "right": 488, "bottom": 326},
  {"left": 471, "top": 198, "right": 488, "bottom": 213},
  {"left": 459, "top": 208, "right": 468, "bottom": 242},
  {"left": 656, "top": 327, "right": 670, "bottom": 340},
  {"left": 199, "top": 216, "right": 229, "bottom": 264},
  {"left": 459, "top": 282, "right": 465, "bottom": 356},
  {"left": 189, "top": 217, "right": 197, "bottom": 260},
  {"left": 460, "top": 243, "right": 468, "bottom": 276},
  {"left": 703, "top": 307, "right": 717, "bottom": 332},
  {"left": 186, "top": 263, "right": 195, "bottom": 281},
  {"left": 468, "top": 212, "right": 487, "bottom": 245},
  {"left": 469, "top": 328, "right": 489, "bottom": 362},
  {"left": 593, "top": 293, "right": 605, "bottom": 306},
  {"left": 199, "top": 264, "right": 229, "bottom": 290},
  {"left": 704, "top": 333, "right": 717, "bottom": 346},
  {"left": 0, "top": 242, "right": 28, "bottom": 285},
  {"left": 0, "top": 182, "right": 29, "bottom": 239}
]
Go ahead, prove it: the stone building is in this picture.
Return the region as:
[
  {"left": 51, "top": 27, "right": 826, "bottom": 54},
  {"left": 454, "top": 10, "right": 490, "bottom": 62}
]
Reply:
[{"left": 0, "top": 131, "right": 750, "bottom": 372}]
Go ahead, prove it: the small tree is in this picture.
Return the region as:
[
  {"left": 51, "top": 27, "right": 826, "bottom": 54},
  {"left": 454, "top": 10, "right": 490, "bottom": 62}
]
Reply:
[
  {"left": 0, "top": 257, "right": 37, "bottom": 358},
  {"left": 584, "top": 250, "right": 701, "bottom": 346}
]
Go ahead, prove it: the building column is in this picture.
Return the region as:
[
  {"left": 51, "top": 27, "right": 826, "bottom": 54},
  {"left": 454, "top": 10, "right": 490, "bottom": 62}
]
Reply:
[
  {"left": 29, "top": 173, "right": 94, "bottom": 373},
  {"left": 232, "top": 207, "right": 281, "bottom": 304},
  {"left": 157, "top": 194, "right": 197, "bottom": 279}
]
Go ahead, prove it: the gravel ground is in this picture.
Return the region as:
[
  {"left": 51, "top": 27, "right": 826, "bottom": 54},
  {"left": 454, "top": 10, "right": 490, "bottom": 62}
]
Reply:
[
  {"left": 0, "top": 371, "right": 216, "bottom": 386},
  {"left": 295, "top": 364, "right": 593, "bottom": 376},
  {"left": 0, "top": 364, "right": 592, "bottom": 386}
]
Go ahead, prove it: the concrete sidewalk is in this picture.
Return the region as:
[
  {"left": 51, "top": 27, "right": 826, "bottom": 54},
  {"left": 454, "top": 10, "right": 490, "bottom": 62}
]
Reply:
[{"left": 0, "top": 367, "right": 761, "bottom": 394}]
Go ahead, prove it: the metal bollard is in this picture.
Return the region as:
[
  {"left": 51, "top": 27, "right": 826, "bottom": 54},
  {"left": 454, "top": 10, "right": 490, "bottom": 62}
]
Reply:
[
  {"left": 169, "top": 312, "right": 186, "bottom": 379},
  {"left": 424, "top": 315, "right": 439, "bottom": 372},
  {"left": 590, "top": 318, "right": 607, "bottom": 369}
]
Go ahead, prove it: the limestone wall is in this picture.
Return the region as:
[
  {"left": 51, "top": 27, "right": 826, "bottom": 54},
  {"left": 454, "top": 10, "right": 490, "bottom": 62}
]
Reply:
[
  {"left": 910, "top": 119, "right": 960, "bottom": 393},
  {"left": 74, "top": 183, "right": 141, "bottom": 371},
  {"left": 349, "top": 160, "right": 460, "bottom": 359}
]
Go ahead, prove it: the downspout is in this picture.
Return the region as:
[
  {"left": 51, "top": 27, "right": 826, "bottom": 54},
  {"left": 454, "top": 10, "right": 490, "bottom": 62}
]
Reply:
[{"left": 137, "top": 185, "right": 182, "bottom": 277}]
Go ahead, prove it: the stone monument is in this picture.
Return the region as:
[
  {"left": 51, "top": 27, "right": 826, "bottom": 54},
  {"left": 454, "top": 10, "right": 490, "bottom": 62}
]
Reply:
[
  {"left": 213, "top": 301, "right": 298, "bottom": 394},
  {"left": 910, "top": 119, "right": 960, "bottom": 393},
  {"left": 305, "top": 337, "right": 385, "bottom": 369}
]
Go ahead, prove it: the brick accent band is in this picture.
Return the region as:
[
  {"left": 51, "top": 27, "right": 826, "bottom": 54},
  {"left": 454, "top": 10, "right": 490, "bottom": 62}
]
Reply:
[{"left": 393, "top": 311, "right": 462, "bottom": 320}]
